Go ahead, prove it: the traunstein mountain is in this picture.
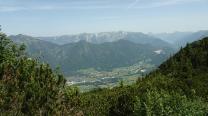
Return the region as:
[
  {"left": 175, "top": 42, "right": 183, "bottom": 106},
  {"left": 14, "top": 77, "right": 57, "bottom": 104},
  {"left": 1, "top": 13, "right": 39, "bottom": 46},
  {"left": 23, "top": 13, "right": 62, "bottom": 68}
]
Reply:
[{"left": 38, "top": 31, "right": 173, "bottom": 48}]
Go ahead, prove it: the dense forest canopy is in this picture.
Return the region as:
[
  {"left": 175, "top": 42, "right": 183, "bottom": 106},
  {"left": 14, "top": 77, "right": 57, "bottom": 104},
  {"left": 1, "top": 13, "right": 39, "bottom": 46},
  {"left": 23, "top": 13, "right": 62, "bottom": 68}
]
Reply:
[{"left": 0, "top": 32, "right": 79, "bottom": 115}]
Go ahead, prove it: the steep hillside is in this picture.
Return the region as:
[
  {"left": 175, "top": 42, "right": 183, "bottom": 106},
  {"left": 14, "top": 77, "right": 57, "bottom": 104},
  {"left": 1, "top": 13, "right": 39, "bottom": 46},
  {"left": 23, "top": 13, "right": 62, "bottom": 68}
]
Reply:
[
  {"left": 157, "top": 37, "right": 208, "bottom": 97},
  {"left": 75, "top": 37, "right": 208, "bottom": 115},
  {"left": 9, "top": 34, "right": 59, "bottom": 67},
  {"left": 160, "top": 36, "right": 208, "bottom": 75}
]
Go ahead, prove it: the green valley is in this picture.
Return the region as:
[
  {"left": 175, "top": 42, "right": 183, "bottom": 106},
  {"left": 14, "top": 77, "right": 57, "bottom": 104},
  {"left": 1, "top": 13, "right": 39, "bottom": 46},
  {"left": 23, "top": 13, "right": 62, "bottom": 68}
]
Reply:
[{"left": 68, "top": 60, "right": 155, "bottom": 92}]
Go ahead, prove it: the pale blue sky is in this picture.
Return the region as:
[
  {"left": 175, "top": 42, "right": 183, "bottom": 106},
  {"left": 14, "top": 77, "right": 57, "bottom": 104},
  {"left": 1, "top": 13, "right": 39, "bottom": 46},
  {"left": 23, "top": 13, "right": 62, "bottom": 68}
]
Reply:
[{"left": 0, "top": 0, "right": 208, "bottom": 36}]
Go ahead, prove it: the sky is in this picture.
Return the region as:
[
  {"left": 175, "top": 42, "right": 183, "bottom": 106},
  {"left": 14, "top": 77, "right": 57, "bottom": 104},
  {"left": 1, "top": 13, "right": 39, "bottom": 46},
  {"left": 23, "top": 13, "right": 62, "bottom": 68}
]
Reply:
[{"left": 0, "top": 0, "right": 208, "bottom": 36}]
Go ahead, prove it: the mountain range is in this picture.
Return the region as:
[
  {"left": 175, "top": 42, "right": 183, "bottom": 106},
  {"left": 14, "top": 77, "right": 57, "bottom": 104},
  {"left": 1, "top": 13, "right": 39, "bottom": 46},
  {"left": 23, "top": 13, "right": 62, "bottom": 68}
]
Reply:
[
  {"left": 9, "top": 30, "right": 208, "bottom": 76},
  {"left": 10, "top": 33, "right": 175, "bottom": 76},
  {"left": 37, "top": 31, "right": 172, "bottom": 48},
  {"left": 37, "top": 30, "right": 208, "bottom": 49}
]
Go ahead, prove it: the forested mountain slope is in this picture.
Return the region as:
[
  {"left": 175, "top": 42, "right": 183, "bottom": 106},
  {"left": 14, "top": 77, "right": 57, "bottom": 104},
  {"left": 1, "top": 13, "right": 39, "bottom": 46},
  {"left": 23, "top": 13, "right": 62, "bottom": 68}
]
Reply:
[
  {"left": 10, "top": 34, "right": 59, "bottom": 67},
  {"left": 75, "top": 37, "right": 208, "bottom": 115}
]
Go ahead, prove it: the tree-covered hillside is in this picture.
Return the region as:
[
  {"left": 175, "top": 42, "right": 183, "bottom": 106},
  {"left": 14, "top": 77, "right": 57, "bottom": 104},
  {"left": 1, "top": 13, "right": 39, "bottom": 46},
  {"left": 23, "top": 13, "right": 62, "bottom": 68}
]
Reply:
[
  {"left": 0, "top": 33, "right": 79, "bottom": 115},
  {"left": 74, "top": 37, "right": 208, "bottom": 115}
]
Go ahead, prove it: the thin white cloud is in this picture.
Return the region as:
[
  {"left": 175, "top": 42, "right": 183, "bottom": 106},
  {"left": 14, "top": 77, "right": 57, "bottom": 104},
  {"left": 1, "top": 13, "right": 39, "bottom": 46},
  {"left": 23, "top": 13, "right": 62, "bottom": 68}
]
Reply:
[
  {"left": 129, "top": 0, "right": 206, "bottom": 9},
  {"left": 0, "top": 0, "right": 205, "bottom": 12},
  {"left": 128, "top": 0, "right": 140, "bottom": 9},
  {"left": 0, "top": 6, "right": 25, "bottom": 12},
  {"left": 93, "top": 16, "right": 120, "bottom": 21},
  {"left": 0, "top": 5, "right": 121, "bottom": 12},
  {"left": 0, "top": 0, "right": 123, "bottom": 12}
]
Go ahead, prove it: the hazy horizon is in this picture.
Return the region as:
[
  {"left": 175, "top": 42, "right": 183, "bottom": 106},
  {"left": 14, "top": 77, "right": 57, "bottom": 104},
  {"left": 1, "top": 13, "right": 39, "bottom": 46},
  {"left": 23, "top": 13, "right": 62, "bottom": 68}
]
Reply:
[
  {"left": 6, "top": 30, "right": 206, "bottom": 37},
  {"left": 1, "top": 0, "right": 208, "bottom": 36}
]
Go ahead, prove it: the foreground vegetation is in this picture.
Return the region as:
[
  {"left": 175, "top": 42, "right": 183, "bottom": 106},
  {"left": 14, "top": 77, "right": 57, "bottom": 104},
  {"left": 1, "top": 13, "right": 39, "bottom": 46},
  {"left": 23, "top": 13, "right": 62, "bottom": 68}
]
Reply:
[
  {"left": 0, "top": 32, "right": 208, "bottom": 115},
  {"left": 0, "top": 33, "right": 79, "bottom": 115}
]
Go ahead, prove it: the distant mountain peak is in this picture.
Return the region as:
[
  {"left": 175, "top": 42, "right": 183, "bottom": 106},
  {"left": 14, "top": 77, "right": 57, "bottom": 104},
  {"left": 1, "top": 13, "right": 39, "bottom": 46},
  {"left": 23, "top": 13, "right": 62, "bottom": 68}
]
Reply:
[{"left": 37, "top": 31, "right": 172, "bottom": 48}]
